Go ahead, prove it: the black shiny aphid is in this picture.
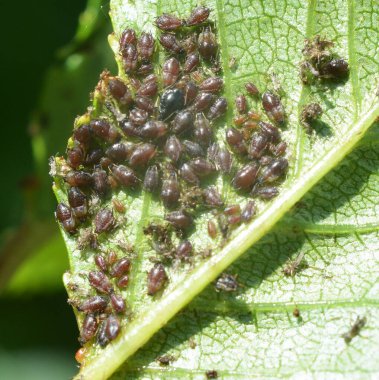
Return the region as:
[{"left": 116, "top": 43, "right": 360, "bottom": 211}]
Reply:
[
  {"left": 56, "top": 203, "right": 76, "bottom": 233},
  {"left": 203, "top": 186, "right": 223, "bottom": 208},
  {"left": 78, "top": 296, "right": 108, "bottom": 313},
  {"left": 198, "top": 28, "right": 218, "bottom": 61},
  {"left": 88, "top": 271, "right": 113, "bottom": 294},
  {"left": 80, "top": 314, "right": 98, "bottom": 343},
  {"left": 215, "top": 273, "right": 238, "bottom": 292},
  {"left": 159, "top": 89, "right": 185, "bottom": 120},
  {"left": 165, "top": 210, "right": 193, "bottom": 230},
  {"left": 68, "top": 187, "right": 87, "bottom": 219},
  {"left": 241, "top": 201, "right": 256, "bottom": 223},
  {"left": 186, "top": 6, "right": 211, "bottom": 26},
  {"left": 321, "top": 58, "right": 349, "bottom": 79},
  {"left": 147, "top": 263, "right": 168, "bottom": 295},
  {"left": 208, "top": 97, "right": 227, "bottom": 120},
  {"left": 159, "top": 34, "right": 184, "bottom": 54},
  {"left": 143, "top": 165, "right": 160, "bottom": 193},
  {"left": 199, "top": 77, "right": 223, "bottom": 93},
  {"left": 176, "top": 240, "right": 193, "bottom": 261},
  {"left": 67, "top": 146, "right": 84, "bottom": 169},
  {"left": 92, "top": 168, "right": 110, "bottom": 198},
  {"left": 163, "top": 57, "right": 180, "bottom": 87},
  {"left": 232, "top": 163, "right": 259, "bottom": 191},
  {"left": 262, "top": 92, "right": 285, "bottom": 125},
  {"left": 172, "top": 110, "right": 194, "bottom": 135},
  {"left": 110, "top": 258, "right": 131, "bottom": 278},
  {"left": 111, "top": 164, "right": 139, "bottom": 188},
  {"left": 161, "top": 172, "right": 180, "bottom": 208},
  {"left": 258, "top": 158, "right": 288, "bottom": 183},
  {"left": 184, "top": 53, "right": 200, "bottom": 73},
  {"left": 179, "top": 163, "right": 200, "bottom": 186},
  {"left": 138, "top": 32, "right": 155, "bottom": 62},
  {"left": 156, "top": 13, "right": 183, "bottom": 31},
  {"left": 110, "top": 293, "right": 126, "bottom": 314},
  {"left": 248, "top": 133, "right": 269, "bottom": 159},
  {"left": 94, "top": 208, "right": 116, "bottom": 234},
  {"left": 129, "top": 143, "right": 156, "bottom": 167},
  {"left": 164, "top": 136, "right": 183, "bottom": 162}
]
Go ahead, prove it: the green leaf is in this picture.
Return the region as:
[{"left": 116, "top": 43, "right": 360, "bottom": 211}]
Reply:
[{"left": 54, "top": 0, "right": 379, "bottom": 378}]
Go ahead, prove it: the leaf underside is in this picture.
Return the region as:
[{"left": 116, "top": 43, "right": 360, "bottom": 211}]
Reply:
[{"left": 53, "top": 0, "right": 379, "bottom": 379}]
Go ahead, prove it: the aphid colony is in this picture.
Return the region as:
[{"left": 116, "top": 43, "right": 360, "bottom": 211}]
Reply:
[{"left": 52, "top": 6, "right": 290, "bottom": 356}]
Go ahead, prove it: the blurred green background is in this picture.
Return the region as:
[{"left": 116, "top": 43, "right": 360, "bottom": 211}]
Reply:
[{"left": 0, "top": 1, "right": 115, "bottom": 378}]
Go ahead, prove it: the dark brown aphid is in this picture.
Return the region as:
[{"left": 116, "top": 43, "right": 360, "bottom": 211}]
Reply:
[
  {"left": 129, "top": 108, "right": 149, "bottom": 126},
  {"left": 186, "top": 6, "right": 210, "bottom": 26},
  {"left": 108, "top": 78, "right": 133, "bottom": 106},
  {"left": 95, "top": 254, "right": 108, "bottom": 272},
  {"left": 161, "top": 172, "right": 180, "bottom": 208},
  {"left": 78, "top": 296, "right": 108, "bottom": 314},
  {"left": 183, "top": 140, "right": 205, "bottom": 158},
  {"left": 198, "top": 28, "right": 218, "bottom": 61},
  {"left": 147, "top": 263, "right": 168, "bottom": 295},
  {"left": 104, "top": 315, "right": 121, "bottom": 343},
  {"left": 248, "top": 133, "right": 269, "bottom": 159},
  {"left": 241, "top": 201, "right": 256, "bottom": 223},
  {"left": 111, "top": 164, "right": 139, "bottom": 188},
  {"left": 121, "top": 120, "right": 141, "bottom": 138},
  {"left": 110, "top": 293, "right": 126, "bottom": 314},
  {"left": 320, "top": 58, "right": 349, "bottom": 79},
  {"left": 215, "top": 148, "right": 233, "bottom": 174},
  {"left": 85, "top": 148, "right": 103, "bottom": 166},
  {"left": 108, "top": 251, "right": 118, "bottom": 266},
  {"left": 215, "top": 273, "right": 238, "bottom": 292},
  {"left": 176, "top": 240, "right": 193, "bottom": 261},
  {"left": 208, "top": 97, "right": 227, "bottom": 120},
  {"left": 80, "top": 314, "right": 98, "bottom": 344},
  {"left": 199, "top": 77, "right": 223, "bottom": 93},
  {"left": 194, "top": 114, "right": 213, "bottom": 146},
  {"left": 226, "top": 128, "right": 247, "bottom": 154},
  {"left": 88, "top": 271, "right": 113, "bottom": 294},
  {"left": 159, "top": 33, "right": 184, "bottom": 54},
  {"left": 137, "top": 77, "right": 158, "bottom": 97},
  {"left": 68, "top": 187, "right": 87, "bottom": 219},
  {"left": 259, "top": 158, "right": 288, "bottom": 184},
  {"left": 283, "top": 252, "right": 306, "bottom": 277},
  {"left": 143, "top": 165, "right": 160, "bottom": 193},
  {"left": 205, "top": 370, "right": 218, "bottom": 379},
  {"left": 245, "top": 82, "right": 260, "bottom": 96},
  {"left": 184, "top": 53, "right": 200, "bottom": 73},
  {"left": 300, "top": 103, "right": 323, "bottom": 134},
  {"left": 117, "top": 274, "right": 129, "bottom": 288},
  {"left": 203, "top": 186, "right": 223, "bottom": 208},
  {"left": 271, "top": 141, "right": 287, "bottom": 156},
  {"left": 66, "top": 171, "right": 93, "bottom": 188},
  {"left": 259, "top": 121, "right": 280, "bottom": 143},
  {"left": 260, "top": 157, "right": 275, "bottom": 167},
  {"left": 138, "top": 32, "right": 155, "bottom": 62},
  {"left": 342, "top": 316, "right": 366, "bottom": 344},
  {"left": 139, "top": 121, "right": 167, "bottom": 140},
  {"left": 192, "top": 92, "right": 214, "bottom": 112},
  {"left": 207, "top": 220, "right": 217, "bottom": 239},
  {"left": 92, "top": 168, "right": 110, "bottom": 197},
  {"left": 162, "top": 57, "right": 180, "bottom": 87},
  {"left": 129, "top": 143, "right": 156, "bottom": 167},
  {"left": 156, "top": 355, "right": 175, "bottom": 366},
  {"left": 156, "top": 13, "right": 183, "bottom": 31},
  {"left": 183, "top": 81, "right": 198, "bottom": 105},
  {"left": 106, "top": 142, "right": 134, "bottom": 163},
  {"left": 172, "top": 110, "right": 195, "bottom": 135},
  {"left": 254, "top": 186, "right": 279, "bottom": 199},
  {"left": 165, "top": 210, "right": 193, "bottom": 230},
  {"left": 262, "top": 92, "right": 285, "bottom": 125},
  {"left": 164, "top": 136, "right": 183, "bottom": 162},
  {"left": 95, "top": 208, "right": 116, "bottom": 234},
  {"left": 232, "top": 163, "right": 259, "bottom": 191},
  {"left": 235, "top": 94, "right": 247, "bottom": 114},
  {"left": 293, "top": 308, "right": 300, "bottom": 318},
  {"left": 110, "top": 258, "right": 131, "bottom": 278},
  {"left": 56, "top": 203, "right": 76, "bottom": 233},
  {"left": 90, "top": 119, "right": 119, "bottom": 143},
  {"left": 137, "top": 63, "right": 154, "bottom": 76},
  {"left": 130, "top": 78, "right": 141, "bottom": 90},
  {"left": 224, "top": 204, "right": 241, "bottom": 216},
  {"left": 159, "top": 88, "right": 185, "bottom": 120},
  {"left": 73, "top": 124, "right": 92, "bottom": 146},
  {"left": 121, "top": 43, "right": 138, "bottom": 72},
  {"left": 179, "top": 162, "right": 200, "bottom": 186},
  {"left": 189, "top": 158, "right": 215, "bottom": 177},
  {"left": 67, "top": 146, "right": 84, "bottom": 169},
  {"left": 120, "top": 28, "right": 137, "bottom": 48},
  {"left": 135, "top": 96, "right": 155, "bottom": 114}
]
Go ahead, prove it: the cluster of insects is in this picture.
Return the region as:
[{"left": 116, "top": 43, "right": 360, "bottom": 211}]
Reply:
[{"left": 51, "top": 5, "right": 292, "bottom": 360}]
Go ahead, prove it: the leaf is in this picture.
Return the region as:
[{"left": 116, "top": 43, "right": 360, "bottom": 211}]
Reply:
[{"left": 53, "top": 0, "right": 379, "bottom": 379}]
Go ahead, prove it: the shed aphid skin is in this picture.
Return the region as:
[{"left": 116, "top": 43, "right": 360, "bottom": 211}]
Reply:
[
  {"left": 282, "top": 252, "right": 307, "bottom": 277},
  {"left": 215, "top": 273, "right": 238, "bottom": 292},
  {"left": 341, "top": 316, "right": 367, "bottom": 344},
  {"left": 300, "top": 103, "right": 323, "bottom": 134}
]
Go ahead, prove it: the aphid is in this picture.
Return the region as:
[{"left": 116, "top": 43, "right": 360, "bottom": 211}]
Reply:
[
  {"left": 68, "top": 187, "right": 87, "bottom": 219},
  {"left": 194, "top": 114, "right": 213, "bottom": 146},
  {"left": 232, "top": 163, "right": 259, "bottom": 191},
  {"left": 186, "top": 6, "right": 210, "bottom": 26},
  {"left": 88, "top": 271, "right": 113, "bottom": 294},
  {"left": 224, "top": 204, "right": 241, "bottom": 216},
  {"left": 129, "top": 108, "right": 149, "bottom": 126},
  {"left": 73, "top": 124, "right": 92, "bottom": 146},
  {"left": 111, "top": 164, "right": 139, "bottom": 188},
  {"left": 245, "top": 82, "right": 259, "bottom": 96},
  {"left": 128, "top": 143, "right": 156, "bottom": 167},
  {"left": 80, "top": 314, "right": 98, "bottom": 343},
  {"left": 121, "top": 43, "right": 138, "bottom": 72},
  {"left": 157, "top": 355, "right": 175, "bottom": 366},
  {"left": 66, "top": 171, "right": 93, "bottom": 188},
  {"left": 198, "top": 28, "right": 218, "bottom": 61},
  {"left": 159, "top": 33, "right": 184, "bottom": 54},
  {"left": 320, "top": 58, "right": 349, "bottom": 79},
  {"left": 164, "top": 136, "right": 183, "bottom": 162},
  {"left": 341, "top": 316, "right": 366, "bottom": 344},
  {"left": 176, "top": 240, "right": 193, "bottom": 261},
  {"left": 258, "top": 158, "right": 288, "bottom": 183},
  {"left": 241, "top": 201, "right": 256, "bottom": 223},
  {"left": 162, "top": 57, "right": 180, "bottom": 87},
  {"left": 259, "top": 121, "right": 280, "bottom": 143},
  {"left": 138, "top": 32, "right": 155, "bottom": 62},
  {"left": 271, "top": 141, "right": 287, "bottom": 156},
  {"left": 104, "top": 315, "right": 121, "bottom": 344},
  {"left": 203, "top": 186, "right": 223, "bottom": 208},
  {"left": 143, "top": 165, "right": 160, "bottom": 193},
  {"left": 293, "top": 308, "right": 300, "bottom": 318},
  {"left": 67, "top": 146, "right": 84, "bottom": 169},
  {"left": 106, "top": 142, "right": 134, "bottom": 163},
  {"left": 199, "top": 77, "right": 223, "bottom": 93},
  {"left": 135, "top": 96, "right": 155, "bottom": 114},
  {"left": 259, "top": 156, "right": 272, "bottom": 165},
  {"left": 205, "top": 370, "right": 218, "bottom": 379},
  {"left": 183, "top": 140, "right": 205, "bottom": 158},
  {"left": 90, "top": 119, "right": 119, "bottom": 143},
  {"left": 179, "top": 162, "right": 200, "bottom": 186},
  {"left": 254, "top": 186, "right": 279, "bottom": 199},
  {"left": 110, "top": 293, "right": 126, "bottom": 314},
  {"left": 282, "top": 252, "right": 306, "bottom": 277},
  {"left": 228, "top": 56, "right": 238, "bottom": 70},
  {"left": 208, "top": 97, "right": 227, "bottom": 120},
  {"left": 110, "top": 258, "right": 131, "bottom": 278},
  {"left": 248, "top": 133, "right": 269, "bottom": 158},
  {"left": 78, "top": 296, "right": 108, "bottom": 313},
  {"left": 192, "top": 92, "right": 214, "bottom": 112},
  {"left": 137, "top": 78, "right": 158, "bottom": 97},
  {"left": 85, "top": 148, "right": 103, "bottom": 166},
  {"left": 108, "top": 251, "right": 118, "bottom": 265},
  {"left": 183, "top": 81, "right": 198, "bottom": 105},
  {"left": 215, "top": 148, "right": 233, "bottom": 174},
  {"left": 75, "top": 347, "right": 86, "bottom": 364},
  {"left": 121, "top": 120, "right": 141, "bottom": 138},
  {"left": 161, "top": 172, "right": 180, "bottom": 208},
  {"left": 300, "top": 103, "right": 323, "bottom": 134},
  {"left": 92, "top": 168, "right": 110, "bottom": 197},
  {"left": 95, "top": 254, "right": 108, "bottom": 272},
  {"left": 215, "top": 273, "right": 238, "bottom": 292},
  {"left": 189, "top": 158, "right": 215, "bottom": 177},
  {"left": 262, "top": 92, "right": 286, "bottom": 125},
  {"left": 156, "top": 13, "right": 183, "bottom": 31},
  {"left": 120, "top": 28, "right": 137, "bottom": 48},
  {"left": 147, "top": 263, "right": 168, "bottom": 295},
  {"left": 108, "top": 78, "right": 133, "bottom": 106},
  {"left": 130, "top": 77, "right": 141, "bottom": 90},
  {"left": 117, "top": 275, "right": 129, "bottom": 288},
  {"left": 225, "top": 128, "right": 247, "bottom": 154},
  {"left": 207, "top": 220, "right": 217, "bottom": 238},
  {"left": 139, "top": 121, "right": 167, "bottom": 139},
  {"left": 165, "top": 210, "right": 193, "bottom": 230},
  {"left": 235, "top": 94, "right": 247, "bottom": 114},
  {"left": 159, "top": 88, "right": 185, "bottom": 120},
  {"left": 172, "top": 110, "right": 195, "bottom": 135},
  {"left": 137, "top": 63, "right": 154, "bottom": 76},
  {"left": 56, "top": 203, "right": 76, "bottom": 233},
  {"left": 183, "top": 53, "right": 200, "bottom": 73},
  {"left": 94, "top": 208, "right": 116, "bottom": 234}
]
